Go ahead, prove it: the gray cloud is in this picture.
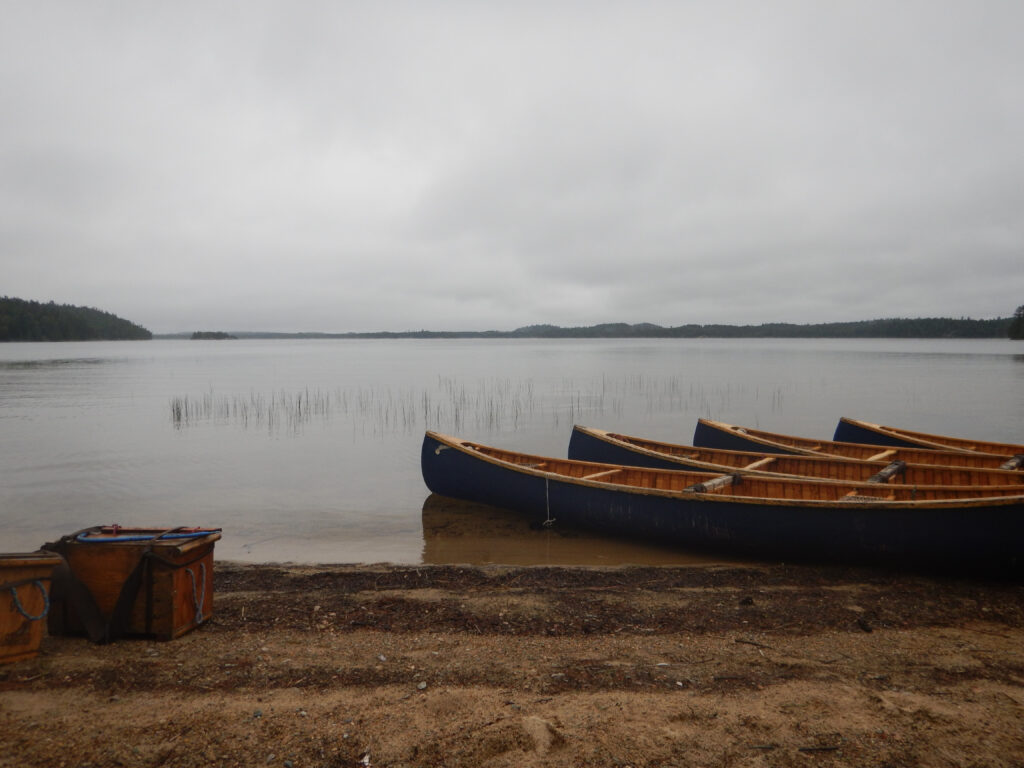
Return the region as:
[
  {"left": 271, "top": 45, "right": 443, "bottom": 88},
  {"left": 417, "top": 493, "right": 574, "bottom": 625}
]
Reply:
[{"left": 2, "top": 1, "right": 1022, "bottom": 333}]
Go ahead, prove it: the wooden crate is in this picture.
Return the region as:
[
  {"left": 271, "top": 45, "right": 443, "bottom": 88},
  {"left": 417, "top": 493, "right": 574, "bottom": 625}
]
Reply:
[
  {"left": 1, "top": 552, "right": 63, "bottom": 664},
  {"left": 48, "top": 527, "right": 221, "bottom": 641}
]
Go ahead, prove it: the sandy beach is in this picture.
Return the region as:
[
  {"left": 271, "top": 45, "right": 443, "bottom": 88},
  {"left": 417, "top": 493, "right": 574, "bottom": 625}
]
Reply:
[{"left": 2, "top": 561, "right": 1023, "bottom": 767}]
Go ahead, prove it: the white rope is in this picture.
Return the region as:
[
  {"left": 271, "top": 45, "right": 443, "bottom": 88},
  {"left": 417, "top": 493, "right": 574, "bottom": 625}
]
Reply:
[
  {"left": 185, "top": 562, "right": 207, "bottom": 624},
  {"left": 543, "top": 476, "right": 556, "bottom": 527}
]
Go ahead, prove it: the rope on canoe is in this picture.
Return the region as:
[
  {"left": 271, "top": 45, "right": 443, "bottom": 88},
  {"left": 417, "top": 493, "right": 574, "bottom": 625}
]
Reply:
[
  {"left": 6, "top": 579, "right": 51, "bottom": 621},
  {"left": 543, "top": 476, "right": 556, "bottom": 527},
  {"left": 185, "top": 562, "right": 207, "bottom": 625}
]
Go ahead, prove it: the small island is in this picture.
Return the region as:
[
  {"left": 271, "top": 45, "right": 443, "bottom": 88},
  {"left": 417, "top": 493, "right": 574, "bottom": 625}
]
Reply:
[{"left": 190, "top": 331, "right": 238, "bottom": 340}]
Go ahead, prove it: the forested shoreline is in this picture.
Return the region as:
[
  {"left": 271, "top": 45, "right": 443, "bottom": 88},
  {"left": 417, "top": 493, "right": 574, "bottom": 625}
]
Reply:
[
  {"left": 2, "top": 295, "right": 1016, "bottom": 341},
  {"left": 509, "top": 317, "right": 1013, "bottom": 339},
  {"left": 0, "top": 297, "right": 152, "bottom": 341},
  {"left": 164, "top": 316, "right": 1014, "bottom": 340}
]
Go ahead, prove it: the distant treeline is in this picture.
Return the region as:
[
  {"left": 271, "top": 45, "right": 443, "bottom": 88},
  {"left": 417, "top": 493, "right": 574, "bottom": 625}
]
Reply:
[
  {"left": 506, "top": 318, "right": 1014, "bottom": 339},
  {"left": 191, "top": 331, "right": 237, "bottom": 340},
  {"left": 169, "top": 316, "right": 1013, "bottom": 340},
  {"left": 1010, "top": 305, "right": 1024, "bottom": 340},
  {"left": 0, "top": 297, "right": 152, "bottom": 341}
]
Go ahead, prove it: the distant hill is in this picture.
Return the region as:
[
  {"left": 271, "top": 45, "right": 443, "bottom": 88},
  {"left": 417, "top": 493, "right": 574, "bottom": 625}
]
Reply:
[
  {"left": 508, "top": 317, "right": 1013, "bottom": 339},
  {"left": 0, "top": 297, "right": 152, "bottom": 341},
  {"left": 156, "top": 316, "right": 1012, "bottom": 340}
]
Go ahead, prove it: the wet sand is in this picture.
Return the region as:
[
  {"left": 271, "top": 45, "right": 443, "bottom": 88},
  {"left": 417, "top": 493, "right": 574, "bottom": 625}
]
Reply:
[{"left": 2, "top": 560, "right": 1023, "bottom": 767}]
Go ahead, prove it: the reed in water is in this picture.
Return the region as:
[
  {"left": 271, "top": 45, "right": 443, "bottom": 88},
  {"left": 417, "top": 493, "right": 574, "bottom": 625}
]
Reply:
[{"left": 168, "top": 375, "right": 807, "bottom": 436}]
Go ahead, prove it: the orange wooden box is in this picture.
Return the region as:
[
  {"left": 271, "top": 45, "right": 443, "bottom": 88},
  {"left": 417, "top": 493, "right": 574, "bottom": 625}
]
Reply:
[
  {"left": 49, "top": 527, "right": 221, "bottom": 641},
  {"left": 1, "top": 551, "right": 63, "bottom": 664}
]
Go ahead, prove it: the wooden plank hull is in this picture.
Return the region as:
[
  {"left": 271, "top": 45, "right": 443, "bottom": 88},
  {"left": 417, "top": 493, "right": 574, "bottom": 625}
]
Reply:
[
  {"left": 422, "top": 432, "right": 1024, "bottom": 573},
  {"left": 693, "top": 419, "right": 1018, "bottom": 469},
  {"left": 834, "top": 417, "right": 1024, "bottom": 456},
  {"left": 1, "top": 552, "right": 63, "bottom": 664},
  {"left": 568, "top": 425, "right": 1024, "bottom": 487}
]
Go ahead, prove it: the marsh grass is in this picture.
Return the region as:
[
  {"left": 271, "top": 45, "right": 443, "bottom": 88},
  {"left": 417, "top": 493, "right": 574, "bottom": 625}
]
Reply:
[
  {"left": 170, "top": 388, "right": 332, "bottom": 434},
  {"left": 169, "top": 375, "right": 801, "bottom": 435}
]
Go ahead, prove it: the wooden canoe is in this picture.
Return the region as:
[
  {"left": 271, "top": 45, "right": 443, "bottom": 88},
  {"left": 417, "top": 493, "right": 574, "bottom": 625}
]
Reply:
[
  {"left": 421, "top": 431, "right": 1024, "bottom": 571},
  {"left": 834, "top": 417, "right": 1024, "bottom": 462},
  {"left": 568, "top": 425, "right": 1024, "bottom": 487},
  {"left": 693, "top": 419, "right": 1022, "bottom": 471}
]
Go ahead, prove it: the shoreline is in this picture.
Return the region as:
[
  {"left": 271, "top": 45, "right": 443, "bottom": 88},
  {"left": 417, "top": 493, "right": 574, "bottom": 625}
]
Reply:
[{"left": 3, "top": 560, "right": 1023, "bottom": 766}]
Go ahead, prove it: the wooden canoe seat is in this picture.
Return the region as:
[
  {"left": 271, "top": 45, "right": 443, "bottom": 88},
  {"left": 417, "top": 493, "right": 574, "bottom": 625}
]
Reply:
[
  {"left": 582, "top": 469, "right": 622, "bottom": 481},
  {"left": 865, "top": 449, "right": 897, "bottom": 462}
]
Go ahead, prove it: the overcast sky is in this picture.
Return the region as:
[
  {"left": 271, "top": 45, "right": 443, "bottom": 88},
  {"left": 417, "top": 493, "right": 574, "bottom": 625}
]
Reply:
[{"left": 2, "top": 2, "right": 1022, "bottom": 333}]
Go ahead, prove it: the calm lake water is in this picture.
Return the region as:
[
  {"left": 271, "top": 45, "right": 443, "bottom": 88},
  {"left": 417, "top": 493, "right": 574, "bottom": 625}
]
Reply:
[{"left": 2, "top": 338, "right": 1022, "bottom": 564}]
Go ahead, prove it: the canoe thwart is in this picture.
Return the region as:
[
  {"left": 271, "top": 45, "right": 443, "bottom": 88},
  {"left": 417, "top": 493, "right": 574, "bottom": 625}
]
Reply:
[
  {"left": 867, "top": 460, "right": 907, "bottom": 483},
  {"left": 866, "top": 449, "right": 897, "bottom": 462},
  {"left": 1001, "top": 455, "right": 1024, "bottom": 471},
  {"left": 740, "top": 457, "right": 777, "bottom": 471},
  {"left": 685, "top": 474, "right": 741, "bottom": 493}
]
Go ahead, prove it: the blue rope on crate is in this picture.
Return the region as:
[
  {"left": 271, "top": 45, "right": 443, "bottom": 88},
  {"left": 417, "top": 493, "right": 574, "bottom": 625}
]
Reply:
[
  {"left": 75, "top": 529, "right": 221, "bottom": 544},
  {"left": 8, "top": 580, "right": 50, "bottom": 621}
]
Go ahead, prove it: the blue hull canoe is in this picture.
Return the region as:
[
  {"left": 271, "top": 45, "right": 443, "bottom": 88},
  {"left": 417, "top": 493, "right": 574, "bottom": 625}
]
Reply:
[
  {"left": 421, "top": 431, "right": 1024, "bottom": 572},
  {"left": 693, "top": 419, "right": 1021, "bottom": 470},
  {"left": 568, "top": 425, "right": 1024, "bottom": 487},
  {"left": 834, "top": 417, "right": 1024, "bottom": 462}
]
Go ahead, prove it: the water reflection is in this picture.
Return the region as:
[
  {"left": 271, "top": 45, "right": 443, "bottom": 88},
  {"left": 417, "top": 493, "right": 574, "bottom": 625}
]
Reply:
[
  {"left": 420, "top": 494, "right": 739, "bottom": 567},
  {"left": 0, "top": 357, "right": 111, "bottom": 370},
  {"left": 3, "top": 338, "right": 1022, "bottom": 565}
]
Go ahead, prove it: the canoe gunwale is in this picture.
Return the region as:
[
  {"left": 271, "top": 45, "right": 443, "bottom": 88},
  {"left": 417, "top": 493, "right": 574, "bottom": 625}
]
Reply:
[
  {"left": 693, "top": 418, "right": 1018, "bottom": 467},
  {"left": 835, "top": 417, "right": 1024, "bottom": 455},
  {"left": 421, "top": 431, "right": 1024, "bottom": 571},
  {"left": 569, "top": 425, "right": 1024, "bottom": 489},
  {"left": 430, "top": 431, "right": 1024, "bottom": 510}
]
